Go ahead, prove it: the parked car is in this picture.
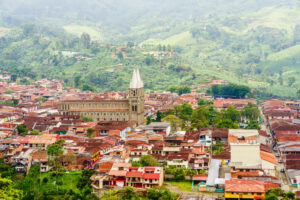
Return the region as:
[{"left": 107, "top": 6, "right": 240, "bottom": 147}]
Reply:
[
  {"left": 278, "top": 159, "right": 282, "bottom": 163},
  {"left": 280, "top": 168, "right": 285, "bottom": 173}
]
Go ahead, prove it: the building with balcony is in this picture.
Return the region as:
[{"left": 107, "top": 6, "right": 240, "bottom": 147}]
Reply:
[{"left": 225, "top": 180, "right": 265, "bottom": 200}]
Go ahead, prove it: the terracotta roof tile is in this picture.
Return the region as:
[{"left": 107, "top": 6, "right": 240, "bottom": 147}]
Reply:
[
  {"left": 109, "top": 170, "right": 127, "bottom": 176},
  {"left": 225, "top": 180, "right": 265, "bottom": 193},
  {"left": 260, "top": 151, "right": 278, "bottom": 165},
  {"left": 126, "top": 172, "right": 143, "bottom": 177},
  {"left": 142, "top": 173, "right": 159, "bottom": 179}
]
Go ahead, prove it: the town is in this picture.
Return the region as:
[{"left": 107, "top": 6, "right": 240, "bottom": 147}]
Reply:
[{"left": 0, "top": 69, "right": 299, "bottom": 200}]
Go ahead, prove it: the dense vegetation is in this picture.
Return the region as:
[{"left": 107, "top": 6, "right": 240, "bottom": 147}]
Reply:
[
  {"left": 1, "top": 1, "right": 300, "bottom": 97},
  {"left": 100, "top": 186, "right": 178, "bottom": 200},
  {"left": 265, "top": 188, "right": 300, "bottom": 200},
  {"left": 0, "top": 141, "right": 98, "bottom": 200},
  {"left": 161, "top": 102, "right": 260, "bottom": 131},
  {"left": 209, "top": 84, "right": 251, "bottom": 98}
]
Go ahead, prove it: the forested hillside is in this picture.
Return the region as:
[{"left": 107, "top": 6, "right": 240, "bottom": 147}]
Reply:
[{"left": 0, "top": 0, "right": 300, "bottom": 97}]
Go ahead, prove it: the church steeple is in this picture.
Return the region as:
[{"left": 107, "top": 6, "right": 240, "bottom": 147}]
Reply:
[
  {"left": 128, "top": 68, "right": 144, "bottom": 125},
  {"left": 130, "top": 69, "right": 144, "bottom": 89}
]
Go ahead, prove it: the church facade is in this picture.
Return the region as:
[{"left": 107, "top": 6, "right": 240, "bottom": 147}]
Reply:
[{"left": 58, "top": 69, "right": 145, "bottom": 125}]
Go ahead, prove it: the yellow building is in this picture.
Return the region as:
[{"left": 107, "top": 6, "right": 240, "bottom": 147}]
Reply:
[{"left": 225, "top": 180, "right": 265, "bottom": 200}]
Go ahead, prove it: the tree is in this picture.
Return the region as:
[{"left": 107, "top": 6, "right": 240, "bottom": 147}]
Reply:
[
  {"left": 288, "top": 77, "right": 296, "bottom": 87},
  {"left": 279, "top": 75, "right": 283, "bottom": 86},
  {"left": 10, "top": 74, "right": 17, "bottom": 82},
  {"left": 207, "top": 105, "right": 220, "bottom": 125},
  {"left": 76, "top": 170, "right": 94, "bottom": 190},
  {"left": 139, "top": 155, "right": 160, "bottom": 167},
  {"left": 155, "top": 110, "right": 162, "bottom": 122},
  {"left": 177, "top": 85, "right": 191, "bottom": 95},
  {"left": 81, "top": 116, "right": 93, "bottom": 122},
  {"left": 286, "top": 191, "right": 296, "bottom": 200},
  {"left": 123, "top": 186, "right": 138, "bottom": 200},
  {"left": 265, "top": 194, "right": 279, "bottom": 200},
  {"left": 29, "top": 129, "right": 41, "bottom": 135},
  {"left": 145, "top": 56, "right": 154, "bottom": 66},
  {"left": 216, "top": 119, "right": 239, "bottom": 129},
  {"left": 0, "top": 176, "right": 23, "bottom": 200},
  {"left": 245, "top": 120, "right": 261, "bottom": 130},
  {"left": 162, "top": 115, "right": 182, "bottom": 132},
  {"left": 297, "top": 89, "right": 300, "bottom": 99},
  {"left": 82, "top": 84, "right": 95, "bottom": 92},
  {"left": 117, "top": 51, "right": 124, "bottom": 60},
  {"left": 35, "top": 97, "right": 47, "bottom": 103},
  {"left": 146, "top": 116, "right": 153, "bottom": 125},
  {"left": 147, "top": 186, "right": 178, "bottom": 200},
  {"left": 158, "top": 44, "right": 162, "bottom": 51},
  {"left": 189, "top": 106, "right": 209, "bottom": 130},
  {"left": 4, "top": 90, "right": 13, "bottom": 94},
  {"left": 198, "top": 99, "right": 213, "bottom": 106},
  {"left": 47, "top": 144, "right": 63, "bottom": 162},
  {"left": 178, "top": 103, "right": 193, "bottom": 121},
  {"left": 266, "top": 188, "right": 284, "bottom": 197},
  {"left": 210, "top": 84, "right": 250, "bottom": 98},
  {"left": 57, "top": 139, "right": 65, "bottom": 146},
  {"left": 241, "top": 103, "right": 260, "bottom": 121},
  {"left": 127, "top": 42, "right": 134, "bottom": 48},
  {"left": 86, "top": 128, "right": 95, "bottom": 138},
  {"left": 74, "top": 75, "right": 81, "bottom": 88},
  {"left": 131, "top": 161, "right": 142, "bottom": 167},
  {"left": 47, "top": 144, "right": 64, "bottom": 192},
  {"left": 22, "top": 23, "right": 36, "bottom": 37},
  {"left": 80, "top": 33, "right": 91, "bottom": 48},
  {"left": 222, "top": 105, "right": 241, "bottom": 123},
  {"left": 91, "top": 46, "right": 100, "bottom": 54},
  {"left": 167, "top": 85, "right": 177, "bottom": 93},
  {"left": 212, "top": 142, "right": 226, "bottom": 155},
  {"left": 17, "top": 124, "right": 28, "bottom": 136}
]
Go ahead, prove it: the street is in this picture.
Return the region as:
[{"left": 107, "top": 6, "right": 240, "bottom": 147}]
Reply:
[{"left": 259, "top": 106, "right": 292, "bottom": 191}]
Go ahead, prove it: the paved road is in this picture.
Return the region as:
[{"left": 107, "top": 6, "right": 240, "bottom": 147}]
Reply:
[{"left": 259, "top": 106, "right": 291, "bottom": 191}]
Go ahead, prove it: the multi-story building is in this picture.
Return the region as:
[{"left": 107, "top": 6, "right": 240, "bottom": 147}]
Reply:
[
  {"left": 225, "top": 180, "right": 265, "bottom": 200},
  {"left": 107, "top": 163, "right": 164, "bottom": 189},
  {"left": 58, "top": 69, "right": 145, "bottom": 125},
  {"left": 125, "top": 166, "right": 164, "bottom": 189}
]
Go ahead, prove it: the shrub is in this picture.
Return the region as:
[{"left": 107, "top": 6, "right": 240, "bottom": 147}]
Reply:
[{"left": 43, "top": 177, "right": 48, "bottom": 183}]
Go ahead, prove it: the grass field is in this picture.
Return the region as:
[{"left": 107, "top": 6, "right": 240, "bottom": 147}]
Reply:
[
  {"left": 24, "top": 170, "right": 82, "bottom": 194},
  {"left": 267, "top": 44, "right": 300, "bottom": 61},
  {"left": 63, "top": 24, "right": 102, "bottom": 41},
  {"left": 165, "top": 181, "right": 192, "bottom": 192},
  {"left": 243, "top": 5, "right": 300, "bottom": 34}
]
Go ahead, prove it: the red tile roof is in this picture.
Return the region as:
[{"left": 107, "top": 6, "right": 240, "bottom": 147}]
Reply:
[
  {"left": 260, "top": 151, "right": 278, "bottom": 165},
  {"left": 192, "top": 174, "right": 208, "bottom": 181},
  {"left": 212, "top": 151, "right": 231, "bottom": 160},
  {"left": 142, "top": 173, "right": 160, "bottom": 179},
  {"left": 126, "top": 172, "right": 143, "bottom": 177},
  {"left": 225, "top": 180, "right": 265, "bottom": 193},
  {"left": 144, "top": 167, "right": 156, "bottom": 171}
]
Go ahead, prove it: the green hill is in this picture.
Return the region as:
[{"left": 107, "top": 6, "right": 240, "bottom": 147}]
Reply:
[{"left": 1, "top": 0, "right": 300, "bottom": 98}]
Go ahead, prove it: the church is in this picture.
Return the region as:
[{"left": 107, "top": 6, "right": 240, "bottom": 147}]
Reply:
[{"left": 58, "top": 69, "right": 145, "bottom": 125}]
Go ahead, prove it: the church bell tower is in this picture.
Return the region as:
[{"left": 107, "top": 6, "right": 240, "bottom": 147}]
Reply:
[{"left": 129, "top": 69, "right": 144, "bottom": 125}]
